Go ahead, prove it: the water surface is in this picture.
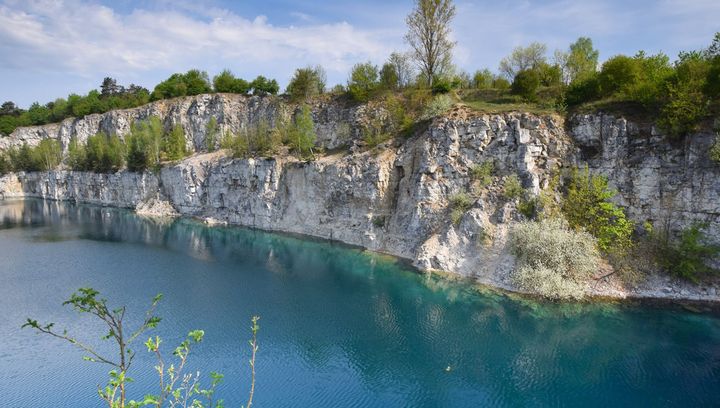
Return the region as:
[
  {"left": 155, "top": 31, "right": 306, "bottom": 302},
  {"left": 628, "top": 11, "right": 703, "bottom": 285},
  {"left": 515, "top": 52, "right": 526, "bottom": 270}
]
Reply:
[{"left": 0, "top": 199, "right": 719, "bottom": 407}]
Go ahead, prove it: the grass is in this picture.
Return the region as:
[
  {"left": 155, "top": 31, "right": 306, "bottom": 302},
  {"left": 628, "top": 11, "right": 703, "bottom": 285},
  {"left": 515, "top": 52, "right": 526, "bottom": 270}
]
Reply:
[{"left": 458, "top": 89, "right": 560, "bottom": 116}]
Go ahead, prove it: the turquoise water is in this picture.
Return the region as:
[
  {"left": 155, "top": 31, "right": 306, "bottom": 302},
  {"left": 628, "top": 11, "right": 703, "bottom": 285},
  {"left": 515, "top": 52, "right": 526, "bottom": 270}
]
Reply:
[{"left": 0, "top": 200, "right": 719, "bottom": 407}]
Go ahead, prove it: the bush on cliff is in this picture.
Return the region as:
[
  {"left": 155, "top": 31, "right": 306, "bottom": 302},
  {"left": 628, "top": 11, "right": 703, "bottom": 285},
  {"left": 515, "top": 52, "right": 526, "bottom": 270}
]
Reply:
[
  {"left": 645, "top": 222, "right": 720, "bottom": 283},
  {"left": 213, "top": 69, "right": 251, "bottom": 94},
  {"left": 286, "top": 105, "right": 316, "bottom": 159},
  {"left": 286, "top": 66, "right": 326, "bottom": 101},
  {"left": 84, "top": 133, "right": 125, "bottom": 173},
  {"left": 223, "top": 119, "right": 283, "bottom": 158},
  {"left": 126, "top": 117, "right": 163, "bottom": 172},
  {"left": 162, "top": 125, "right": 188, "bottom": 161},
  {"left": 561, "top": 167, "right": 634, "bottom": 253},
  {"left": 348, "top": 62, "right": 380, "bottom": 102},
  {"left": 152, "top": 70, "right": 212, "bottom": 100},
  {"left": 5, "top": 140, "right": 62, "bottom": 172},
  {"left": 510, "top": 217, "right": 599, "bottom": 300}
]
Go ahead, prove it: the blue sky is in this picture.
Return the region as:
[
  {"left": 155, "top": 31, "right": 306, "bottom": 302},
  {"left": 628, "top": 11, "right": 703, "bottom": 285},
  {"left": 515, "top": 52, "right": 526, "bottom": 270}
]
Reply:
[{"left": 1, "top": 0, "right": 718, "bottom": 107}]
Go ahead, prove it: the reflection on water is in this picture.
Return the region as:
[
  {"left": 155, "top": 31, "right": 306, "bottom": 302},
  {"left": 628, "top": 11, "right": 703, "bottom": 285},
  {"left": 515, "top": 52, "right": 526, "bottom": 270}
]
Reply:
[{"left": 0, "top": 199, "right": 719, "bottom": 407}]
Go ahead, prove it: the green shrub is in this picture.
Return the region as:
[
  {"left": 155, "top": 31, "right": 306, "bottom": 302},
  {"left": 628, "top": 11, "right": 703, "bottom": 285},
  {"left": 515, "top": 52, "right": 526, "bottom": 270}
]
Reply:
[
  {"left": 658, "top": 55, "right": 710, "bottom": 138},
  {"left": 152, "top": 70, "right": 212, "bottom": 100},
  {"left": 347, "top": 62, "right": 380, "bottom": 102},
  {"left": 472, "top": 69, "right": 494, "bottom": 89},
  {"left": 212, "top": 69, "right": 250, "bottom": 94},
  {"left": 421, "top": 94, "right": 453, "bottom": 120},
  {"left": 84, "top": 133, "right": 125, "bottom": 173},
  {"left": 510, "top": 218, "right": 600, "bottom": 300},
  {"left": 564, "top": 74, "right": 601, "bottom": 106},
  {"left": 126, "top": 117, "right": 163, "bottom": 172},
  {"left": 67, "top": 136, "right": 86, "bottom": 170},
  {"left": 286, "top": 105, "right": 316, "bottom": 159},
  {"left": 162, "top": 125, "right": 188, "bottom": 161},
  {"left": 225, "top": 119, "right": 283, "bottom": 158},
  {"left": 598, "top": 55, "right": 641, "bottom": 96},
  {"left": 379, "top": 63, "right": 399, "bottom": 91},
  {"left": 205, "top": 117, "right": 219, "bottom": 152},
  {"left": 6, "top": 140, "right": 62, "bottom": 172},
  {"left": 470, "top": 160, "right": 495, "bottom": 187},
  {"left": 704, "top": 56, "right": 720, "bottom": 98},
  {"left": 0, "top": 153, "right": 10, "bottom": 175},
  {"left": 651, "top": 223, "right": 720, "bottom": 282},
  {"left": 250, "top": 76, "right": 280, "bottom": 96},
  {"left": 710, "top": 133, "right": 720, "bottom": 163},
  {"left": 503, "top": 174, "right": 524, "bottom": 200},
  {"left": 286, "top": 66, "right": 326, "bottom": 101},
  {"left": 449, "top": 192, "right": 473, "bottom": 225},
  {"left": 517, "top": 197, "right": 538, "bottom": 219},
  {"left": 561, "top": 167, "right": 634, "bottom": 252},
  {"left": 511, "top": 69, "right": 541, "bottom": 102}
]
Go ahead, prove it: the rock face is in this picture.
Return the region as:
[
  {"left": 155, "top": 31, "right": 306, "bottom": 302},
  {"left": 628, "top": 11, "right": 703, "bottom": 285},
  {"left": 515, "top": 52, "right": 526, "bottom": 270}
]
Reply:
[
  {"left": 0, "top": 94, "right": 368, "bottom": 153},
  {"left": 572, "top": 114, "right": 720, "bottom": 243},
  {"left": 1, "top": 95, "right": 719, "bottom": 301}
]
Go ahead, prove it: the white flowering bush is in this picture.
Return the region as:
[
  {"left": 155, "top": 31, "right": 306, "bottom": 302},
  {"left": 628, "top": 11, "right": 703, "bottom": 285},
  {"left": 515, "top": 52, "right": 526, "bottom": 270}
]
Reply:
[{"left": 510, "top": 218, "right": 599, "bottom": 300}]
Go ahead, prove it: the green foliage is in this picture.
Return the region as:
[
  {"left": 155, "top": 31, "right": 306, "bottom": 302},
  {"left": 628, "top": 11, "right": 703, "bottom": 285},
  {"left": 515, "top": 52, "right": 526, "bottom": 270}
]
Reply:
[
  {"left": 472, "top": 69, "right": 494, "bottom": 89},
  {"left": 82, "top": 133, "right": 125, "bottom": 173},
  {"left": 566, "top": 37, "right": 599, "bottom": 83},
  {"left": 517, "top": 197, "right": 538, "bottom": 219},
  {"left": 348, "top": 62, "right": 380, "bottom": 102},
  {"left": 250, "top": 76, "right": 280, "bottom": 96},
  {"left": 561, "top": 167, "right": 634, "bottom": 252},
  {"left": 126, "top": 117, "right": 164, "bottom": 172},
  {"left": 22, "top": 288, "right": 261, "bottom": 408},
  {"left": 653, "top": 223, "right": 720, "bottom": 282},
  {"left": 152, "top": 70, "right": 212, "bottom": 100},
  {"left": 421, "top": 94, "right": 453, "bottom": 120},
  {"left": 598, "top": 55, "right": 641, "bottom": 96},
  {"left": 212, "top": 69, "right": 251, "bottom": 94},
  {"left": 380, "top": 63, "right": 400, "bottom": 91},
  {"left": 224, "top": 119, "right": 282, "bottom": 158},
  {"left": 0, "top": 153, "right": 10, "bottom": 175},
  {"left": 469, "top": 160, "right": 495, "bottom": 189},
  {"left": 499, "top": 42, "right": 548, "bottom": 79},
  {"left": 5, "top": 140, "right": 62, "bottom": 172},
  {"left": 564, "top": 73, "right": 601, "bottom": 106},
  {"left": 206, "top": 117, "right": 219, "bottom": 152},
  {"left": 162, "top": 125, "right": 188, "bottom": 161},
  {"left": 286, "top": 66, "right": 326, "bottom": 101},
  {"left": 503, "top": 174, "right": 524, "bottom": 200},
  {"left": 704, "top": 56, "right": 720, "bottom": 98},
  {"left": 658, "top": 54, "right": 711, "bottom": 137},
  {"left": 710, "top": 133, "right": 720, "bottom": 163},
  {"left": 287, "top": 105, "right": 317, "bottom": 159},
  {"left": 449, "top": 192, "right": 473, "bottom": 225},
  {"left": 511, "top": 69, "right": 541, "bottom": 102},
  {"left": 510, "top": 218, "right": 600, "bottom": 300}
]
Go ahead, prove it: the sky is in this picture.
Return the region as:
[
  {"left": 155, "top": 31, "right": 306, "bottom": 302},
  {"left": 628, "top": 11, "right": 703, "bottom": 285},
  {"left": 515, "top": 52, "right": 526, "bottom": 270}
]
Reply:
[{"left": 1, "top": 0, "right": 719, "bottom": 108}]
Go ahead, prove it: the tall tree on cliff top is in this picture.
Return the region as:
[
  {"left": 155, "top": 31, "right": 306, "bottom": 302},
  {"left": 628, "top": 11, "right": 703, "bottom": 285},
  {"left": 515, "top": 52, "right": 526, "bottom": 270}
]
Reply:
[{"left": 405, "top": 0, "right": 456, "bottom": 87}]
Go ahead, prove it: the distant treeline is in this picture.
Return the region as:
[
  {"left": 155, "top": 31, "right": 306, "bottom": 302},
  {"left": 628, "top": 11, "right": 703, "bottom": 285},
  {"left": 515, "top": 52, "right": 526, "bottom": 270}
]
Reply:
[{"left": 0, "top": 71, "right": 280, "bottom": 136}]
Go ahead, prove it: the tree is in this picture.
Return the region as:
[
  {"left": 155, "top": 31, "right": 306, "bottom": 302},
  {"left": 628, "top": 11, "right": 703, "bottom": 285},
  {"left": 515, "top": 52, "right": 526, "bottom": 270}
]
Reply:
[
  {"left": 288, "top": 105, "right": 316, "bottom": 159},
  {"left": 598, "top": 55, "right": 641, "bottom": 96},
  {"left": 379, "top": 63, "right": 399, "bottom": 90},
  {"left": 0, "top": 101, "right": 20, "bottom": 115},
  {"left": 347, "top": 62, "right": 380, "bottom": 102},
  {"left": 499, "top": 42, "right": 547, "bottom": 79},
  {"left": 250, "top": 76, "right": 280, "bottom": 96},
  {"left": 405, "top": 0, "right": 457, "bottom": 87},
  {"left": 162, "top": 125, "right": 188, "bottom": 161},
  {"left": 566, "top": 37, "right": 599, "bottom": 83},
  {"left": 387, "top": 52, "right": 415, "bottom": 88},
  {"left": 561, "top": 166, "right": 634, "bottom": 253},
  {"left": 213, "top": 70, "right": 251, "bottom": 94},
  {"left": 472, "top": 69, "right": 494, "bottom": 89},
  {"left": 126, "top": 117, "right": 163, "bottom": 172},
  {"left": 511, "top": 69, "right": 541, "bottom": 101},
  {"left": 100, "top": 77, "right": 122, "bottom": 97},
  {"left": 286, "top": 66, "right": 326, "bottom": 101},
  {"left": 205, "top": 117, "right": 219, "bottom": 152}
]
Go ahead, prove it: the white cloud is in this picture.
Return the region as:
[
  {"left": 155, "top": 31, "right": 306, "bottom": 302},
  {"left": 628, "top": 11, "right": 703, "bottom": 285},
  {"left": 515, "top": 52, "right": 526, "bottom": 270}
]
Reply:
[{"left": 0, "top": 0, "right": 394, "bottom": 79}]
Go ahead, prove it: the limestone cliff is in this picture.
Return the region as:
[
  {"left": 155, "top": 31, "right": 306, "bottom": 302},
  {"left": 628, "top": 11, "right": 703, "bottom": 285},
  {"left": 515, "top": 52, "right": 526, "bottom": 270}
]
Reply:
[{"left": 1, "top": 94, "right": 718, "bottom": 301}]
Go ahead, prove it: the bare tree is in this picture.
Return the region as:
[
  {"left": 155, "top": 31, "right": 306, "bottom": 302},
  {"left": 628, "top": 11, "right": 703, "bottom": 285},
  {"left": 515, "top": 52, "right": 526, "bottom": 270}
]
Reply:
[
  {"left": 405, "top": 0, "right": 456, "bottom": 87},
  {"left": 387, "top": 52, "right": 415, "bottom": 88},
  {"left": 499, "top": 42, "right": 547, "bottom": 79}
]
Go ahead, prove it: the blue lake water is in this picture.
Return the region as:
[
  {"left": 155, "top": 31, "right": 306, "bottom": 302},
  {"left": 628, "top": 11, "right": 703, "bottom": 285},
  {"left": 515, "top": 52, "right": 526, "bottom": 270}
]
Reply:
[{"left": 0, "top": 199, "right": 719, "bottom": 407}]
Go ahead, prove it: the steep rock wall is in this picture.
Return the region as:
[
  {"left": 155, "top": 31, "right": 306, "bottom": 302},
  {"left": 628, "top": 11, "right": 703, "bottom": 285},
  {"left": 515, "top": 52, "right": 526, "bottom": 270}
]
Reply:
[{"left": 573, "top": 114, "right": 720, "bottom": 243}]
